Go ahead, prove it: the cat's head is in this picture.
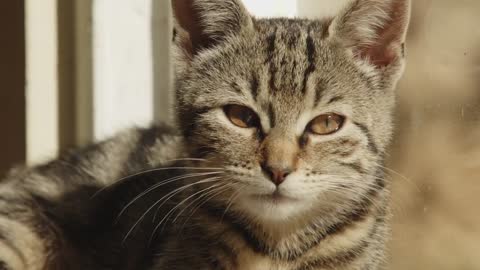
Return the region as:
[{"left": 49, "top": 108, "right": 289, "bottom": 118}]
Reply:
[{"left": 171, "top": 0, "right": 410, "bottom": 222}]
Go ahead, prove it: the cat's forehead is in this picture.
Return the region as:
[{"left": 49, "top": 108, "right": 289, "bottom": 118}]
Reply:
[
  {"left": 244, "top": 19, "right": 351, "bottom": 108},
  {"left": 252, "top": 18, "right": 331, "bottom": 50},
  {"left": 254, "top": 18, "right": 328, "bottom": 35},
  {"left": 243, "top": 18, "right": 350, "bottom": 92}
]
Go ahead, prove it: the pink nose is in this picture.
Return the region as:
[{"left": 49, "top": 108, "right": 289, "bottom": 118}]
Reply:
[{"left": 262, "top": 165, "right": 292, "bottom": 186}]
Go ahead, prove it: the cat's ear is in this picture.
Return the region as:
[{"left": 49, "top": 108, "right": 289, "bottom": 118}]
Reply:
[
  {"left": 171, "top": 0, "right": 253, "bottom": 57},
  {"left": 329, "top": 0, "right": 411, "bottom": 68}
]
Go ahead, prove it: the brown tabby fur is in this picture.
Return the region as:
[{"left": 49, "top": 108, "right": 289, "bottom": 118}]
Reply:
[{"left": 0, "top": 0, "right": 410, "bottom": 269}]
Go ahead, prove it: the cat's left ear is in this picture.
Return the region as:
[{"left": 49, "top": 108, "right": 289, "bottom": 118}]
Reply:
[
  {"left": 171, "top": 0, "right": 253, "bottom": 57},
  {"left": 330, "top": 0, "right": 411, "bottom": 68}
]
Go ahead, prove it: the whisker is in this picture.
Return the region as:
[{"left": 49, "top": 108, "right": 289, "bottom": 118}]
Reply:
[
  {"left": 311, "top": 173, "right": 388, "bottom": 189},
  {"left": 372, "top": 162, "right": 420, "bottom": 192},
  {"left": 299, "top": 175, "right": 385, "bottom": 197},
  {"left": 151, "top": 180, "right": 227, "bottom": 223},
  {"left": 304, "top": 175, "right": 407, "bottom": 214},
  {"left": 116, "top": 171, "right": 223, "bottom": 222},
  {"left": 162, "top": 158, "right": 208, "bottom": 163},
  {"left": 122, "top": 177, "right": 221, "bottom": 244},
  {"left": 307, "top": 185, "right": 383, "bottom": 210},
  {"left": 149, "top": 182, "right": 230, "bottom": 243},
  {"left": 170, "top": 183, "right": 233, "bottom": 225},
  {"left": 221, "top": 185, "right": 246, "bottom": 222},
  {"left": 180, "top": 185, "right": 232, "bottom": 230},
  {"left": 303, "top": 174, "right": 392, "bottom": 207},
  {"left": 92, "top": 166, "right": 225, "bottom": 198},
  {"left": 150, "top": 175, "right": 225, "bottom": 222}
]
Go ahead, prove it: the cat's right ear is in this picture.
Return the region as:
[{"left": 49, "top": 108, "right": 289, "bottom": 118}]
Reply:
[{"left": 171, "top": 0, "right": 253, "bottom": 59}]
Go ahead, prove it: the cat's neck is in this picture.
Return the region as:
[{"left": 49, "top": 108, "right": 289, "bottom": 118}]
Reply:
[{"left": 185, "top": 193, "right": 387, "bottom": 262}]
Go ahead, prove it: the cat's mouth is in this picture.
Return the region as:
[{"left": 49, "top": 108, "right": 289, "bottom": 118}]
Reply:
[
  {"left": 251, "top": 190, "right": 298, "bottom": 204},
  {"left": 238, "top": 187, "right": 313, "bottom": 221}
]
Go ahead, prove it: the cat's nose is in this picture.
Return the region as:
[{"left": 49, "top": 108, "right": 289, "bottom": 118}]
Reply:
[
  {"left": 260, "top": 129, "right": 299, "bottom": 186},
  {"left": 262, "top": 165, "right": 292, "bottom": 186}
]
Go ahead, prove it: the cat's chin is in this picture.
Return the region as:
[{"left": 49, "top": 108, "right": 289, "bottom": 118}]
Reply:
[{"left": 236, "top": 192, "right": 314, "bottom": 222}]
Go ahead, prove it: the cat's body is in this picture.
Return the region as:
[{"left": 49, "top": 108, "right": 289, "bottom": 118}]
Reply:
[
  {"left": 0, "top": 0, "right": 410, "bottom": 269},
  {"left": 0, "top": 125, "right": 387, "bottom": 270}
]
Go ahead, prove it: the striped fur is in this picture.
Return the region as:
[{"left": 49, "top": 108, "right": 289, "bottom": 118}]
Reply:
[{"left": 0, "top": 0, "right": 410, "bottom": 269}]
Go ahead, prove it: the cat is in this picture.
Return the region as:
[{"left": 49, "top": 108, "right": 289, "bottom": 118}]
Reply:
[{"left": 0, "top": 0, "right": 410, "bottom": 269}]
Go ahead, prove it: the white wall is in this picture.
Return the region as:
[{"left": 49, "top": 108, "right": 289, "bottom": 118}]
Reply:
[
  {"left": 242, "top": 0, "right": 297, "bottom": 18},
  {"left": 297, "top": 0, "right": 351, "bottom": 18},
  {"left": 242, "top": 0, "right": 350, "bottom": 19},
  {"left": 93, "top": 0, "right": 155, "bottom": 140},
  {"left": 93, "top": 0, "right": 172, "bottom": 141}
]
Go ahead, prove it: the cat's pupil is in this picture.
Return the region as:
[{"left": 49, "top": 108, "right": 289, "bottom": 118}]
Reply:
[{"left": 244, "top": 114, "right": 253, "bottom": 125}]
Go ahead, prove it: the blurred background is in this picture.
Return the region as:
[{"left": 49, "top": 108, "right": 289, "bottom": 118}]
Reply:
[{"left": 1, "top": 0, "right": 479, "bottom": 269}]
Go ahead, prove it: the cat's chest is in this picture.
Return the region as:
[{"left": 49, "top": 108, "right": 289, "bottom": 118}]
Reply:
[{"left": 234, "top": 249, "right": 289, "bottom": 270}]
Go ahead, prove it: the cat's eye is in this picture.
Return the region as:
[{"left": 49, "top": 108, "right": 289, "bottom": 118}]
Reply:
[
  {"left": 308, "top": 113, "right": 345, "bottom": 135},
  {"left": 224, "top": 105, "right": 260, "bottom": 129}
]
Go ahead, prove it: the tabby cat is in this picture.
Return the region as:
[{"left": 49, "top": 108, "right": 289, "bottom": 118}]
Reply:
[{"left": 0, "top": 0, "right": 410, "bottom": 269}]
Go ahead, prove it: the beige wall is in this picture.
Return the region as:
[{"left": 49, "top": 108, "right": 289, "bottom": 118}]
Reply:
[{"left": 389, "top": 1, "right": 480, "bottom": 269}]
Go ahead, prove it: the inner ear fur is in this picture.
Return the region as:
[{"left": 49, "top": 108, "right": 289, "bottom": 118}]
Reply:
[{"left": 330, "top": 0, "right": 411, "bottom": 67}]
